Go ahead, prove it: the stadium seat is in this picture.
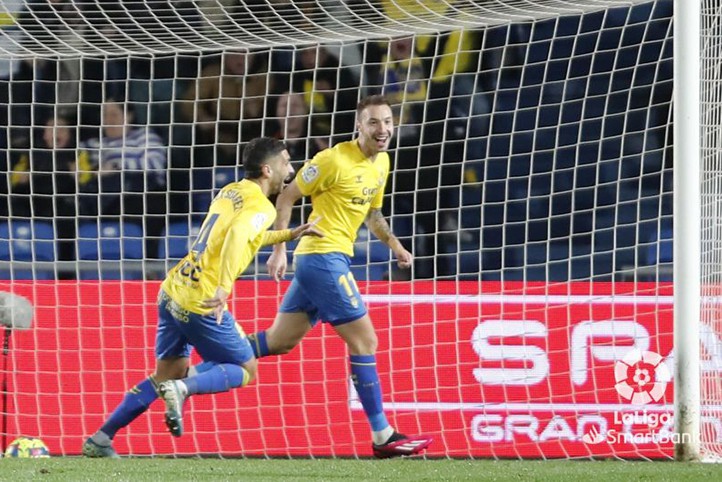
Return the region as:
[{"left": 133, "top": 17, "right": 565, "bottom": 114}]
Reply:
[
  {"left": 251, "top": 228, "right": 299, "bottom": 277},
  {"left": 368, "top": 240, "right": 390, "bottom": 263},
  {"left": 350, "top": 264, "right": 387, "bottom": 281},
  {"left": 77, "top": 222, "right": 145, "bottom": 280},
  {"left": 0, "top": 223, "right": 9, "bottom": 263},
  {"left": 353, "top": 227, "right": 391, "bottom": 262},
  {"left": 644, "top": 219, "right": 673, "bottom": 265},
  {"left": 0, "top": 220, "right": 56, "bottom": 280},
  {"left": 390, "top": 215, "right": 413, "bottom": 238},
  {"left": 78, "top": 221, "right": 144, "bottom": 261},
  {"left": 0, "top": 220, "right": 55, "bottom": 262},
  {"left": 190, "top": 168, "right": 214, "bottom": 215},
  {"left": 213, "top": 166, "right": 240, "bottom": 187},
  {"left": 158, "top": 221, "right": 202, "bottom": 260},
  {"left": 191, "top": 166, "right": 243, "bottom": 215},
  {"left": 349, "top": 227, "right": 390, "bottom": 280}
]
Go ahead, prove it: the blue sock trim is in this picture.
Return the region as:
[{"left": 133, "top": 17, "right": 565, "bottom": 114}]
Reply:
[
  {"left": 184, "top": 363, "right": 248, "bottom": 395},
  {"left": 100, "top": 377, "right": 158, "bottom": 439},
  {"left": 350, "top": 354, "right": 376, "bottom": 365},
  {"left": 248, "top": 331, "right": 270, "bottom": 358},
  {"left": 349, "top": 355, "right": 388, "bottom": 432}
]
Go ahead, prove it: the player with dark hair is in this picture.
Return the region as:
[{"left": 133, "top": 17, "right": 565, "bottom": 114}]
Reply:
[
  {"left": 248, "top": 95, "right": 432, "bottom": 458},
  {"left": 82, "top": 137, "right": 322, "bottom": 458}
]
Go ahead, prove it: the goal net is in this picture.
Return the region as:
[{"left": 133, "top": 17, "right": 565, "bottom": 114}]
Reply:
[{"left": 0, "top": 0, "right": 711, "bottom": 460}]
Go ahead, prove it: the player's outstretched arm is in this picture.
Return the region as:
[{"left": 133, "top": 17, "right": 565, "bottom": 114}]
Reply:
[
  {"left": 262, "top": 219, "right": 324, "bottom": 246},
  {"left": 275, "top": 179, "right": 304, "bottom": 230},
  {"left": 365, "top": 208, "right": 412, "bottom": 269},
  {"left": 290, "top": 217, "right": 324, "bottom": 239},
  {"left": 268, "top": 180, "right": 305, "bottom": 280}
]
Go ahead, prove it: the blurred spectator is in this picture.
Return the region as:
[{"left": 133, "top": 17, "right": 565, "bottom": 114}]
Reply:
[
  {"left": 273, "top": 91, "right": 326, "bottom": 162},
  {"left": 266, "top": 0, "right": 329, "bottom": 32},
  {"left": 367, "top": 27, "right": 484, "bottom": 142},
  {"left": 270, "top": 90, "right": 326, "bottom": 226},
  {"left": 365, "top": 36, "right": 429, "bottom": 271},
  {"left": 373, "top": 36, "right": 427, "bottom": 142},
  {"left": 0, "top": 0, "right": 28, "bottom": 94},
  {"left": 365, "top": 30, "right": 483, "bottom": 277},
  {"left": 77, "top": 99, "right": 167, "bottom": 254},
  {"left": 0, "top": 0, "right": 30, "bottom": 214},
  {"left": 7, "top": 114, "right": 77, "bottom": 260},
  {"left": 179, "top": 50, "right": 269, "bottom": 164},
  {"left": 278, "top": 45, "right": 359, "bottom": 138},
  {"left": 18, "top": 0, "right": 88, "bottom": 125},
  {"left": 9, "top": 115, "right": 76, "bottom": 216},
  {"left": 127, "top": 55, "right": 196, "bottom": 136},
  {"left": 0, "top": 44, "right": 33, "bottom": 155},
  {"left": 34, "top": 57, "right": 82, "bottom": 121}
]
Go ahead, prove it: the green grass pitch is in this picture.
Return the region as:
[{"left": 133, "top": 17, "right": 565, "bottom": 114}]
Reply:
[{"left": 2, "top": 458, "right": 722, "bottom": 481}]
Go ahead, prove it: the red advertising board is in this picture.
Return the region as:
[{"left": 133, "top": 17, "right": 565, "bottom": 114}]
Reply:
[{"left": 0, "top": 280, "right": 706, "bottom": 459}]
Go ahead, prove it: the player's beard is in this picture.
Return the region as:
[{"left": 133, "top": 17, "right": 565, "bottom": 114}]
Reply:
[{"left": 274, "top": 180, "right": 285, "bottom": 195}]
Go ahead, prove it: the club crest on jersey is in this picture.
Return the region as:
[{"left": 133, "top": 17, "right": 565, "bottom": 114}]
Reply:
[{"left": 302, "top": 165, "right": 319, "bottom": 183}]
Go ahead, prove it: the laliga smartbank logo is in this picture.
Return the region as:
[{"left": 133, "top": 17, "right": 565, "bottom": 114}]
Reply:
[
  {"left": 581, "top": 425, "right": 607, "bottom": 445},
  {"left": 613, "top": 349, "right": 670, "bottom": 406},
  {"left": 582, "top": 349, "right": 673, "bottom": 445}
]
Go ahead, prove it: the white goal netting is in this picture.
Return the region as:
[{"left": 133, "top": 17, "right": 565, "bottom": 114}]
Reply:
[
  {"left": 700, "top": 0, "right": 722, "bottom": 461},
  {"left": 0, "top": 0, "right": 709, "bottom": 461}
]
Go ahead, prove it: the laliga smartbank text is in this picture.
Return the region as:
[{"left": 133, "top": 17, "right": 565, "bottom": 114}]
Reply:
[{"left": 469, "top": 410, "right": 699, "bottom": 445}]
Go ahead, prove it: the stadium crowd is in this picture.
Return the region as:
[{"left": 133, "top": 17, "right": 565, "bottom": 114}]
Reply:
[{"left": 0, "top": 0, "right": 674, "bottom": 280}]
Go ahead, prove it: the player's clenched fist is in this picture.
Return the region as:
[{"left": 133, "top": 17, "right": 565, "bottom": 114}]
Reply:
[{"left": 394, "top": 247, "right": 413, "bottom": 269}]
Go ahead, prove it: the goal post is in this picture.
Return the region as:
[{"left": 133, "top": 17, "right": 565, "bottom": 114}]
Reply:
[
  {"left": 674, "top": 0, "right": 700, "bottom": 462},
  {"left": 0, "top": 0, "right": 714, "bottom": 461}
]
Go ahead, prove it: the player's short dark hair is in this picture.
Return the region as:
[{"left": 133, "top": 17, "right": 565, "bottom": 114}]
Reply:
[
  {"left": 243, "top": 137, "right": 287, "bottom": 179},
  {"left": 356, "top": 95, "right": 391, "bottom": 117}
]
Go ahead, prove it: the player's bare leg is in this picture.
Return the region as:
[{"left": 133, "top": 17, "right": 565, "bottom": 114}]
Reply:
[
  {"left": 334, "top": 315, "right": 433, "bottom": 458},
  {"left": 332, "top": 314, "right": 377, "bottom": 355},
  {"left": 154, "top": 357, "right": 191, "bottom": 383},
  {"left": 249, "top": 311, "right": 313, "bottom": 357}
]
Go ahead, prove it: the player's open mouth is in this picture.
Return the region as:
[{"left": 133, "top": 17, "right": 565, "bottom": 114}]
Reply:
[{"left": 374, "top": 136, "right": 388, "bottom": 147}]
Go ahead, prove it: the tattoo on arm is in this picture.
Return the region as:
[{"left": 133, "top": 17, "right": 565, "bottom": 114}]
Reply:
[{"left": 365, "top": 208, "right": 394, "bottom": 244}]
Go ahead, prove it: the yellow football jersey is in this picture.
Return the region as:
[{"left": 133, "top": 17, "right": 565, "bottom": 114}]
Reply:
[
  {"left": 161, "top": 180, "right": 276, "bottom": 314},
  {"left": 294, "top": 139, "right": 390, "bottom": 256}
]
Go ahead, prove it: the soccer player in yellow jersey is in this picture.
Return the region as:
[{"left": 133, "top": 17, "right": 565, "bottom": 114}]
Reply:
[
  {"left": 248, "top": 95, "right": 433, "bottom": 458},
  {"left": 82, "top": 137, "right": 322, "bottom": 458}
]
